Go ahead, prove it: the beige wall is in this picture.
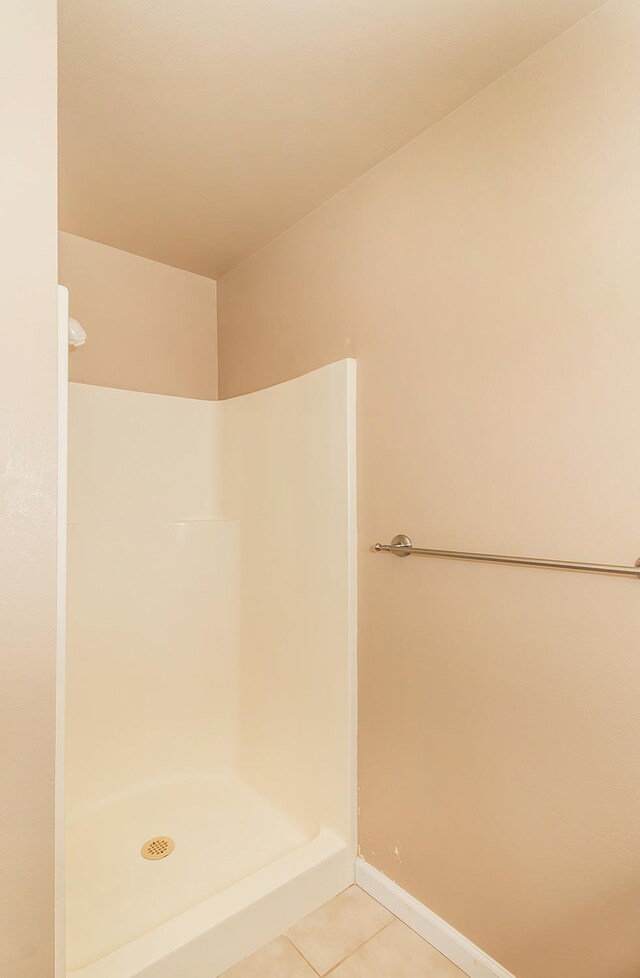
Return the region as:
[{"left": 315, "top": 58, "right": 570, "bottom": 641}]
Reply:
[
  {"left": 0, "top": 2, "right": 58, "bottom": 976},
  {"left": 218, "top": 3, "right": 640, "bottom": 976},
  {"left": 59, "top": 232, "right": 217, "bottom": 399}
]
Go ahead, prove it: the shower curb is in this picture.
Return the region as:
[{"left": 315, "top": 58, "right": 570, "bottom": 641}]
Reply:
[{"left": 355, "top": 859, "right": 517, "bottom": 978}]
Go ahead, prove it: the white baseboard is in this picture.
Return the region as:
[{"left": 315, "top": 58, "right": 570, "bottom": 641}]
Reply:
[{"left": 355, "top": 858, "right": 516, "bottom": 978}]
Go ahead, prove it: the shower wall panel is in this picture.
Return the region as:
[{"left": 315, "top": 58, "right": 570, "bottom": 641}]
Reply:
[
  {"left": 66, "top": 384, "right": 238, "bottom": 813},
  {"left": 220, "top": 360, "right": 356, "bottom": 843}
]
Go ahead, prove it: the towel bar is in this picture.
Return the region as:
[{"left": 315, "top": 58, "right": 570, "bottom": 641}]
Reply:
[{"left": 372, "top": 535, "right": 640, "bottom": 579}]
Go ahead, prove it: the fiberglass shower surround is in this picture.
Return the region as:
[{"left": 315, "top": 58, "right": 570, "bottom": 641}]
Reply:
[{"left": 64, "top": 362, "right": 356, "bottom": 978}]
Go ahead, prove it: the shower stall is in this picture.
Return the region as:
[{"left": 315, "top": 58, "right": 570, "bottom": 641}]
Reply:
[{"left": 59, "top": 340, "right": 356, "bottom": 977}]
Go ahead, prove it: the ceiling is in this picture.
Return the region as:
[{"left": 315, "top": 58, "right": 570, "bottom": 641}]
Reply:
[{"left": 59, "top": 0, "right": 604, "bottom": 279}]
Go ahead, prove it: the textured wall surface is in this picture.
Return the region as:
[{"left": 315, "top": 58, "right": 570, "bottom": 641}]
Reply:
[
  {"left": 218, "top": 3, "right": 640, "bottom": 976},
  {"left": 0, "top": 1, "right": 58, "bottom": 975}
]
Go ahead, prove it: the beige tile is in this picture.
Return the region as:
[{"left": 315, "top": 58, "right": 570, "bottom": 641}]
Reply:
[
  {"left": 329, "top": 919, "right": 467, "bottom": 978},
  {"left": 221, "top": 935, "right": 316, "bottom": 977},
  {"left": 286, "top": 885, "right": 393, "bottom": 975}
]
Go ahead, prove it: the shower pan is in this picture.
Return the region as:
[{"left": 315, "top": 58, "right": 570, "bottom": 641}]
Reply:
[{"left": 62, "top": 360, "right": 356, "bottom": 978}]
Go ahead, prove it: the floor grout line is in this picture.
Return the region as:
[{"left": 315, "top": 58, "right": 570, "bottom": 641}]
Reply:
[
  {"left": 283, "top": 934, "right": 323, "bottom": 975},
  {"left": 284, "top": 886, "right": 400, "bottom": 976},
  {"left": 286, "top": 914, "right": 397, "bottom": 977},
  {"left": 321, "top": 917, "right": 397, "bottom": 976}
]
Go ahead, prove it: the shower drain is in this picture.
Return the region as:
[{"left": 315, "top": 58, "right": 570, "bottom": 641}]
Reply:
[{"left": 141, "top": 836, "right": 175, "bottom": 861}]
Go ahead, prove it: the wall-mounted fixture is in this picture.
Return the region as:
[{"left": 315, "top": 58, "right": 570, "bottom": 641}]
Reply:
[{"left": 68, "top": 316, "right": 86, "bottom": 347}]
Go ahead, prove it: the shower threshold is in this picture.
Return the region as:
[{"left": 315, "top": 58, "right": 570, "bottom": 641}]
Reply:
[{"left": 66, "top": 773, "right": 351, "bottom": 978}]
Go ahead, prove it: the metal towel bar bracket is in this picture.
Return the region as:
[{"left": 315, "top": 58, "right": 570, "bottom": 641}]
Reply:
[{"left": 373, "top": 534, "right": 640, "bottom": 580}]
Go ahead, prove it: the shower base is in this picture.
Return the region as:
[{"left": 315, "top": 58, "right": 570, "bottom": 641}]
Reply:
[{"left": 66, "top": 774, "right": 352, "bottom": 978}]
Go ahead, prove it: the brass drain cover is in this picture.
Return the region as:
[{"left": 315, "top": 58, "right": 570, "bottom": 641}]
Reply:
[{"left": 141, "top": 836, "right": 175, "bottom": 861}]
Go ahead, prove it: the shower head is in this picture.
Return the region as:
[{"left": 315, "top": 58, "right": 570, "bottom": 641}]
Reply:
[{"left": 68, "top": 317, "right": 87, "bottom": 347}]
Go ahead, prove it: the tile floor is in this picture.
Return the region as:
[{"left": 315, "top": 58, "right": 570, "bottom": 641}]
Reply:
[{"left": 222, "top": 885, "right": 466, "bottom": 977}]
